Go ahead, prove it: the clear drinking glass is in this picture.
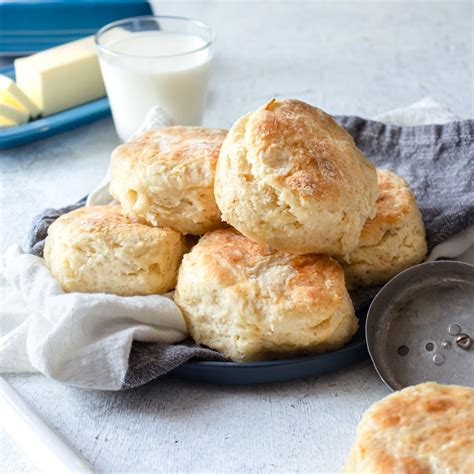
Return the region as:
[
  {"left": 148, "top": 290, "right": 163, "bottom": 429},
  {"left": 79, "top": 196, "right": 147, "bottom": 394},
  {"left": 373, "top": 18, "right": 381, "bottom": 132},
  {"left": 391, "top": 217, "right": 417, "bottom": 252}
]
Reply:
[{"left": 96, "top": 16, "right": 215, "bottom": 142}]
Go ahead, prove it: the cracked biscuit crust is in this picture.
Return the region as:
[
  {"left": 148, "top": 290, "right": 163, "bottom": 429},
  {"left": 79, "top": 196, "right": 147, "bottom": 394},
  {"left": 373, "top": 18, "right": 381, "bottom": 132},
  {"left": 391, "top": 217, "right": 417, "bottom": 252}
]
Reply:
[
  {"left": 44, "top": 205, "right": 188, "bottom": 295},
  {"left": 110, "top": 126, "right": 228, "bottom": 235},
  {"left": 214, "top": 98, "right": 378, "bottom": 256},
  {"left": 340, "top": 169, "right": 427, "bottom": 288},
  {"left": 174, "top": 228, "right": 358, "bottom": 361}
]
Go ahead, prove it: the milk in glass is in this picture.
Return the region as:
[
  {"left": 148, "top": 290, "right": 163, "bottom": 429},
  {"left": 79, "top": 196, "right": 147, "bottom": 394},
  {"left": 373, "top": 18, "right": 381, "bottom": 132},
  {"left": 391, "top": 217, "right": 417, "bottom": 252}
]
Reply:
[{"left": 98, "top": 30, "right": 212, "bottom": 141}]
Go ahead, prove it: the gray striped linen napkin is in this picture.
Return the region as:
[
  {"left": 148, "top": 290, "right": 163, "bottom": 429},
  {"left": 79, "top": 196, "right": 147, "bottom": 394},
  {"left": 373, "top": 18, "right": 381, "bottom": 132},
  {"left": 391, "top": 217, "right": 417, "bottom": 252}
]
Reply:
[{"left": 26, "top": 116, "right": 474, "bottom": 388}]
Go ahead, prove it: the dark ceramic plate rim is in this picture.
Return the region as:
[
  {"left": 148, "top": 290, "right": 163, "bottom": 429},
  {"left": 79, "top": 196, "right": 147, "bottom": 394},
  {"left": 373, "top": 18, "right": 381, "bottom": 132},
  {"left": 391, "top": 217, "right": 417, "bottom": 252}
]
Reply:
[{"left": 183, "top": 336, "right": 367, "bottom": 368}]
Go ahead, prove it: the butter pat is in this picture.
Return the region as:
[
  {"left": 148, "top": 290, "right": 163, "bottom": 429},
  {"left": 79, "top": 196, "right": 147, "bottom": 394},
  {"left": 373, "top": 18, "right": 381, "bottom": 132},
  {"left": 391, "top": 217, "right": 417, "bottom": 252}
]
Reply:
[
  {"left": 0, "top": 103, "right": 29, "bottom": 127},
  {"left": 0, "top": 75, "right": 40, "bottom": 118},
  {"left": 14, "top": 36, "right": 106, "bottom": 116}
]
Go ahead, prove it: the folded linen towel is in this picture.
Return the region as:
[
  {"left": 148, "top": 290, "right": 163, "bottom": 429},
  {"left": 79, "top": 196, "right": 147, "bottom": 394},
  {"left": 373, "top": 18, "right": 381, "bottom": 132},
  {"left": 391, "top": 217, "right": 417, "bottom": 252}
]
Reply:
[{"left": 1, "top": 99, "right": 473, "bottom": 390}]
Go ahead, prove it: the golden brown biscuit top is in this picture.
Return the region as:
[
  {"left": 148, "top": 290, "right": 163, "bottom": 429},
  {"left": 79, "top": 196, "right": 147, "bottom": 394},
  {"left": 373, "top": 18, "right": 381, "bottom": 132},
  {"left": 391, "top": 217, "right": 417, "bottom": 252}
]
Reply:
[
  {"left": 244, "top": 98, "right": 371, "bottom": 200},
  {"left": 353, "top": 383, "right": 474, "bottom": 473},
  {"left": 195, "top": 228, "right": 347, "bottom": 306},
  {"left": 359, "top": 169, "right": 418, "bottom": 244},
  {"left": 112, "top": 126, "right": 227, "bottom": 173},
  {"left": 50, "top": 205, "right": 179, "bottom": 240}
]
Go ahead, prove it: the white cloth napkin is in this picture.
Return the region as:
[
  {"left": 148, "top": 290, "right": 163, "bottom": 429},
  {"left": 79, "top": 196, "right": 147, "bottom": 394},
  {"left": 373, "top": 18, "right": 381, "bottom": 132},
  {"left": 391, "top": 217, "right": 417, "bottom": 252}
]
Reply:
[
  {"left": 0, "top": 99, "right": 472, "bottom": 390},
  {"left": 0, "top": 245, "right": 187, "bottom": 390},
  {"left": 374, "top": 96, "right": 460, "bottom": 126}
]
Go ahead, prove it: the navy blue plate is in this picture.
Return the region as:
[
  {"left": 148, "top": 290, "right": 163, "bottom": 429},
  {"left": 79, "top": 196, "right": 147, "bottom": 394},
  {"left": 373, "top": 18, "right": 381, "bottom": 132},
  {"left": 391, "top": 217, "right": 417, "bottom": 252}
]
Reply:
[
  {"left": 0, "top": 65, "right": 111, "bottom": 149},
  {"left": 171, "top": 310, "right": 368, "bottom": 384}
]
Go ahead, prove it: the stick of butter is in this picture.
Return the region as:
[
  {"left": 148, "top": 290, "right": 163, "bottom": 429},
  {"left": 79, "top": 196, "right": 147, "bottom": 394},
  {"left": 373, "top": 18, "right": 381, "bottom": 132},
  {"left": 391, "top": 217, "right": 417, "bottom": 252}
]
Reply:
[
  {"left": 14, "top": 36, "right": 106, "bottom": 117},
  {"left": 0, "top": 75, "right": 41, "bottom": 119},
  {"left": 0, "top": 103, "right": 29, "bottom": 127}
]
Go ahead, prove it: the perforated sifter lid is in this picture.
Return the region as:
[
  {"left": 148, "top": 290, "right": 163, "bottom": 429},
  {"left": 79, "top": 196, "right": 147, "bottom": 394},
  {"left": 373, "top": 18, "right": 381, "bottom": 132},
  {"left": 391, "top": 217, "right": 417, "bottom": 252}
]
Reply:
[{"left": 366, "top": 260, "right": 474, "bottom": 391}]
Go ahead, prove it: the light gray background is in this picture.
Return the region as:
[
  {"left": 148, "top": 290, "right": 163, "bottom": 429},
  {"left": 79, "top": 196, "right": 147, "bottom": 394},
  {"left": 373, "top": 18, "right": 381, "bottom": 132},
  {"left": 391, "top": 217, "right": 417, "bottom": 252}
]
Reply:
[{"left": 1, "top": 1, "right": 473, "bottom": 472}]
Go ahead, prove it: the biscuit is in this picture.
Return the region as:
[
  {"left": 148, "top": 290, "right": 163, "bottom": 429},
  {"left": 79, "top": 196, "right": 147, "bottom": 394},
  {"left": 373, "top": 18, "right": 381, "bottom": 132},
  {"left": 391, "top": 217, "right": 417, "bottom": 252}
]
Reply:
[
  {"left": 343, "top": 382, "right": 474, "bottom": 474},
  {"left": 174, "top": 228, "right": 358, "bottom": 361},
  {"left": 214, "top": 99, "right": 378, "bottom": 256},
  {"left": 110, "top": 126, "right": 228, "bottom": 235},
  {"left": 44, "top": 205, "right": 188, "bottom": 295},
  {"left": 340, "top": 169, "right": 427, "bottom": 288}
]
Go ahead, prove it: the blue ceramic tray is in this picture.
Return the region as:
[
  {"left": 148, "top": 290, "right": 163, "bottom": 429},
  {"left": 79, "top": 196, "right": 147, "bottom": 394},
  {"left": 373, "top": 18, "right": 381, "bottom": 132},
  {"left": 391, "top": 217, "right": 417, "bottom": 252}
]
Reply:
[
  {"left": 0, "top": 0, "right": 152, "bottom": 55},
  {"left": 171, "top": 310, "right": 368, "bottom": 384},
  {"left": 0, "top": 65, "right": 111, "bottom": 149}
]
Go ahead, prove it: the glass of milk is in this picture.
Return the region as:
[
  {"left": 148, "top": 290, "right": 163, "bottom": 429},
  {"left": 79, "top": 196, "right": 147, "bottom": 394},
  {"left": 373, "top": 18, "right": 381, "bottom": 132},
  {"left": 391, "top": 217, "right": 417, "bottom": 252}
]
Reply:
[{"left": 96, "top": 16, "right": 215, "bottom": 141}]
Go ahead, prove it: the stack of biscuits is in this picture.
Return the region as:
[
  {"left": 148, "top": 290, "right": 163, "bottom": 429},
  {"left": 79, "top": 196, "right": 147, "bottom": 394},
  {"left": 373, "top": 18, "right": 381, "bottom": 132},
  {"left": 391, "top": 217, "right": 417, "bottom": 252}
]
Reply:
[{"left": 44, "top": 99, "right": 427, "bottom": 362}]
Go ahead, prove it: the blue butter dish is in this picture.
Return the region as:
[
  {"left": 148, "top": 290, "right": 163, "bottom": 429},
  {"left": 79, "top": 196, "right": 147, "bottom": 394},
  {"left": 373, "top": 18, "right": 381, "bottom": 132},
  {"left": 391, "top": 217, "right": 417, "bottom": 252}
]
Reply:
[
  {"left": 0, "top": 0, "right": 153, "bottom": 56},
  {"left": 0, "top": 65, "right": 111, "bottom": 149}
]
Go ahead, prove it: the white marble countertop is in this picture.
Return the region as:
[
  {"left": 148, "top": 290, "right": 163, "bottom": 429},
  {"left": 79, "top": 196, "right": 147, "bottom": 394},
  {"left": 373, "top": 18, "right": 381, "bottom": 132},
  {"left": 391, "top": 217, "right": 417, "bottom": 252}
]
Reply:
[{"left": 1, "top": 1, "right": 472, "bottom": 472}]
